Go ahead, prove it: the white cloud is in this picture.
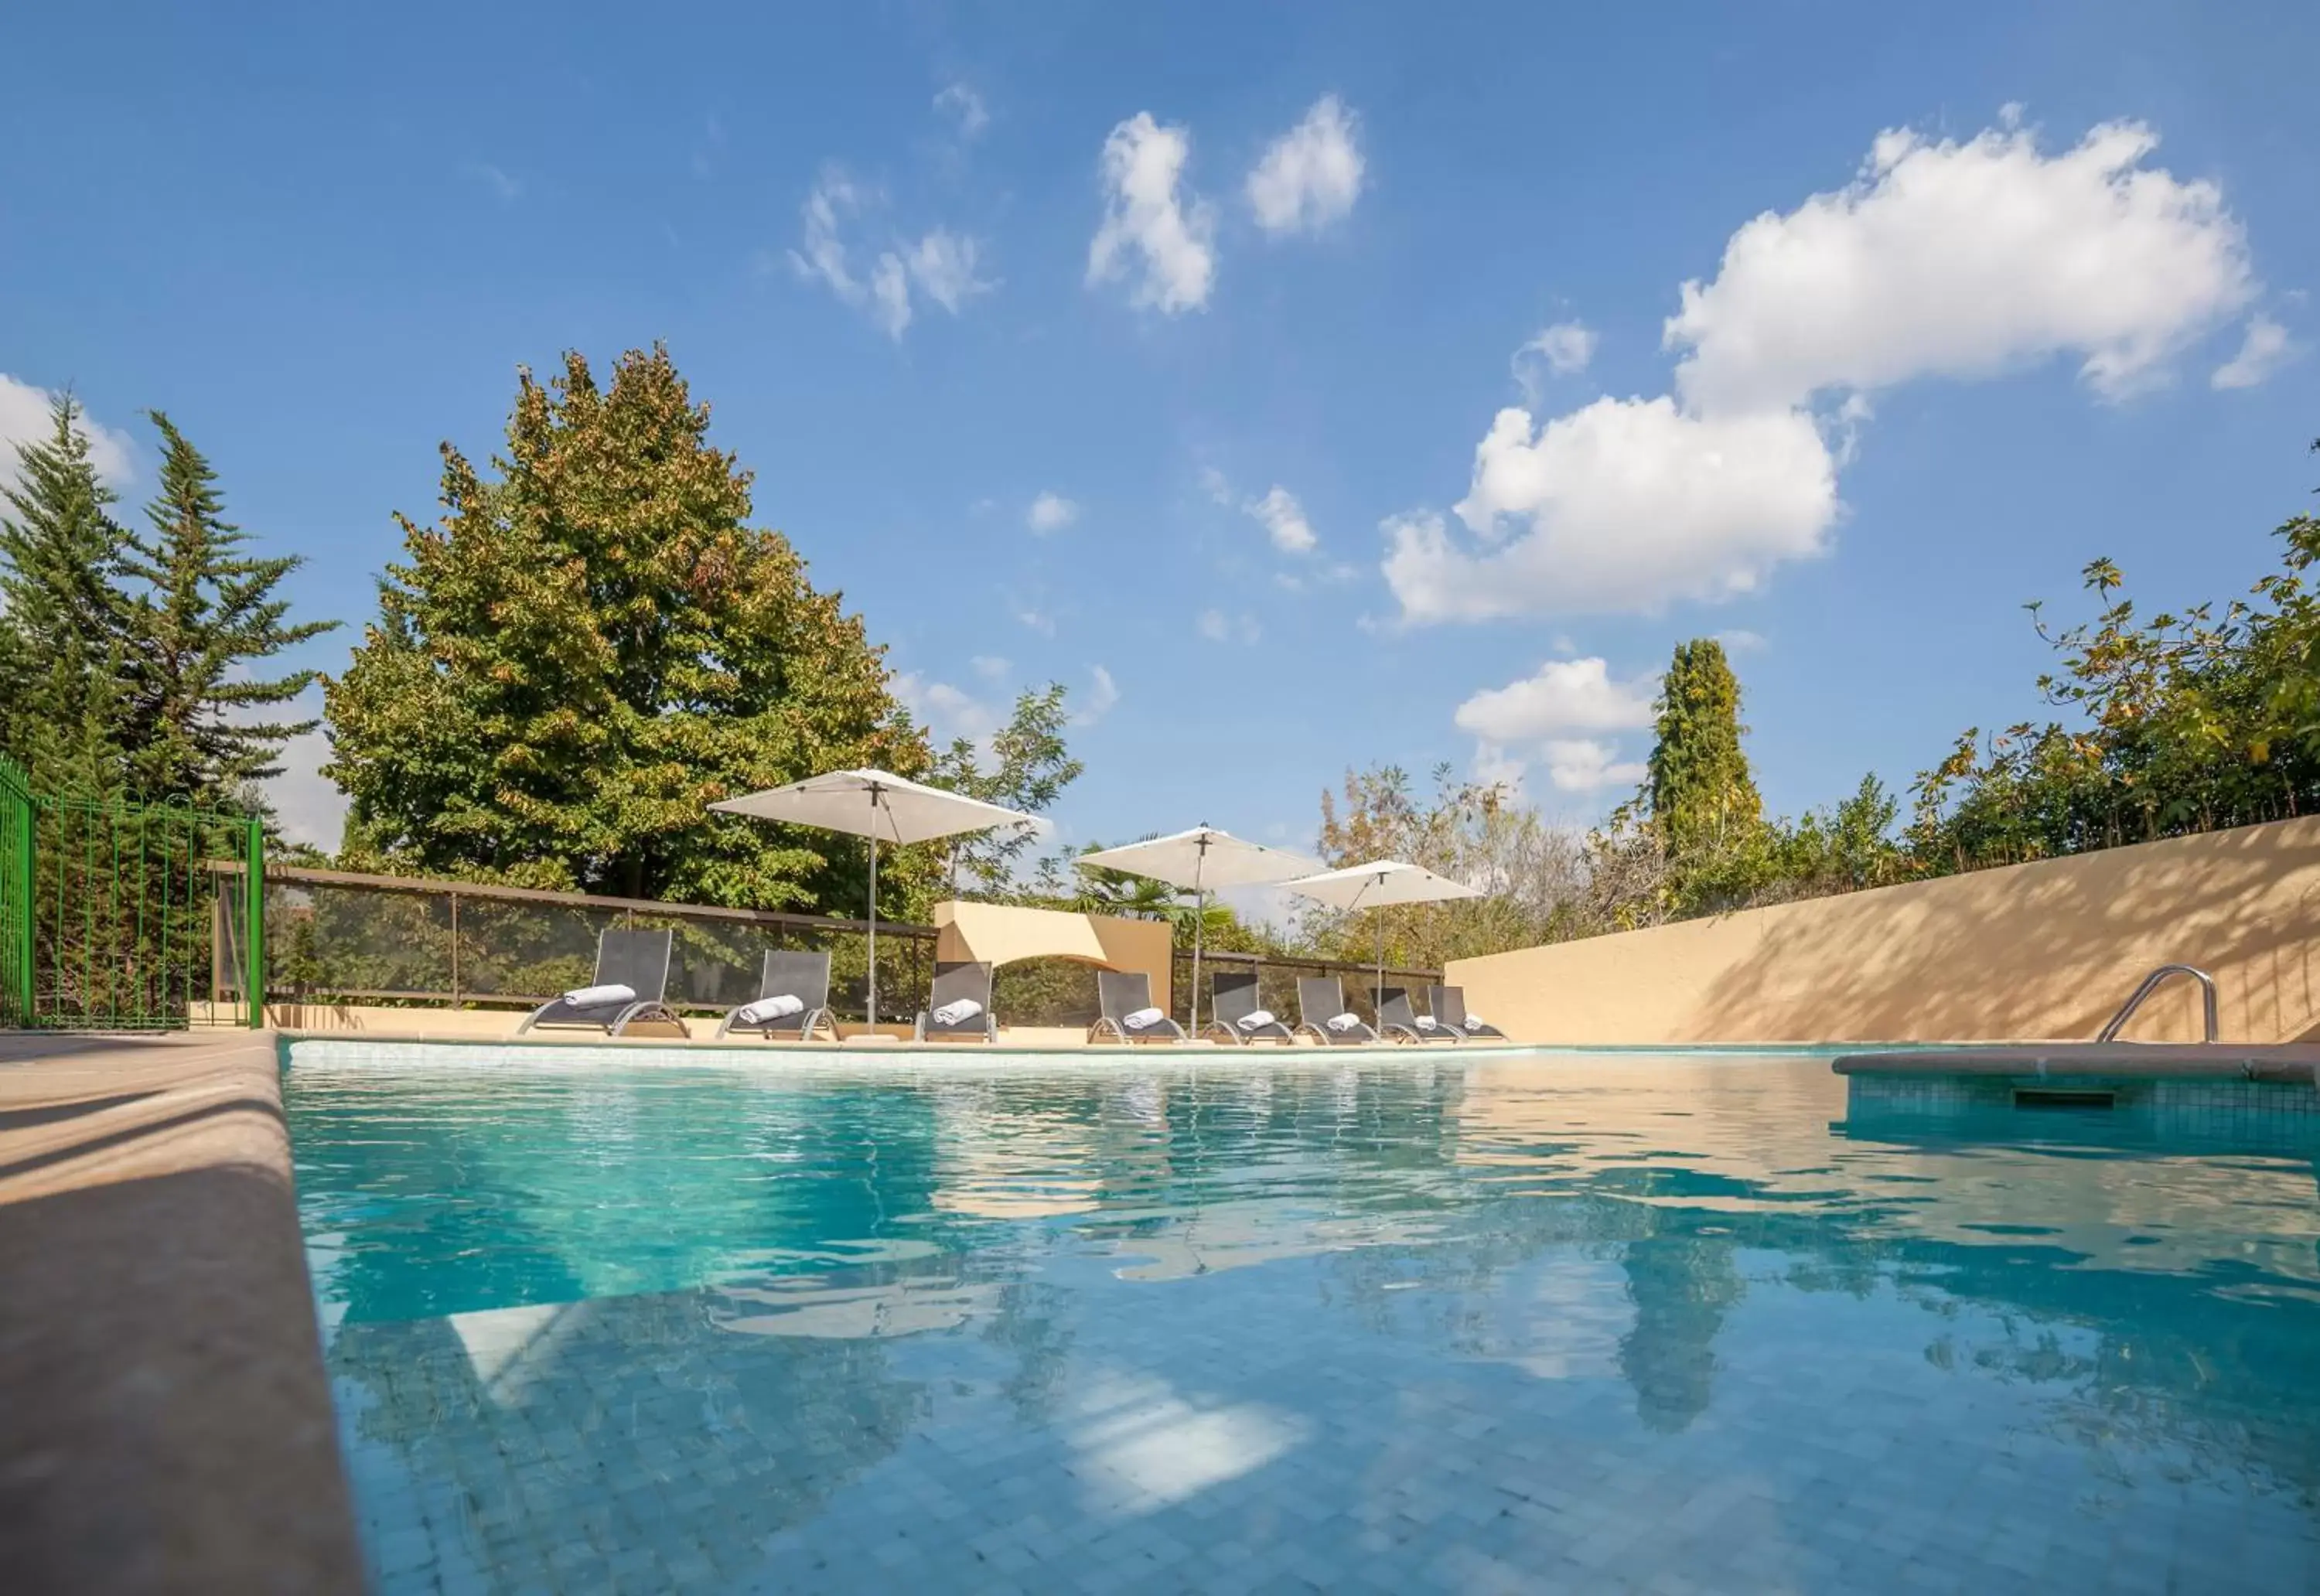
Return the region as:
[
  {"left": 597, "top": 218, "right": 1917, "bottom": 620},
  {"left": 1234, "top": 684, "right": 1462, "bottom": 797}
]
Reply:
[
  {"left": 1246, "top": 94, "right": 1364, "bottom": 236},
  {"left": 933, "top": 82, "right": 989, "bottom": 139},
  {"left": 1027, "top": 492, "right": 1079, "bottom": 534},
  {"left": 1075, "top": 665, "right": 1121, "bottom": 726},
  {"left": 1385, "top": 115, "right": 2257, "bottom": 625},
  {"left": 894, "top": 671, "right": 1002, "bottom": 749},
  {"left": 0, "top": 375, "right": 135, "bottom": 494},
  {"left": 1196, "top": 608, "right": 1261, "bottom": 645},
  {"left": 1199, "top": 466, "right": 1233, "bottom": 506},
  {"left": 906, "top": 228, "right": 995, "bottom": 314},
  {"left": 1087, "top": 112, "right": 1216, "bottom": 314},
  {"left": 1513, "top": 322, "right": 1598, "bottom": 403},
  {"left": 970, "top": 654, "right": 1012, "bottom": 680},
  {"left": 259, "top": 721, "right": 350, "bottom": 851},
  {"left": 1471, "top": 742, "right": 1530, "bottom": 801},
  {"left": 461, "top": 162, "right": 521, "bottom": 203},
  {"left": 1452, "top": 657, "right": 1657, "bottom": 743},
  {"left": 1013, "top": 604, "right": 1056, "bottom": 636},
  {"left": 1715, "top": 628, "right": 1769, "bottom": 653},
  {"left": 788, "top": 171, "right": 985, "bottom": 339},
  {"left": 2212, "top": 315, "right": 2298, "bottom": 390},
  {"left": 1243, "top": 485, "right": 1317, "bottom": 554},
  {"left": 1667, "top": 120, "right": 2254, "bottom": 413},
  {"left": 1385, "top": 398, "right": 1839, "bottom": 621},
  {"left": 1541, "top": 738, "right": 1649, "bottom": 793}
]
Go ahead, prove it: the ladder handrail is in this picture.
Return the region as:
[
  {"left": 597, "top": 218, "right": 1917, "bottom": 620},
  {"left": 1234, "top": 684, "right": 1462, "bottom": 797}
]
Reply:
[{"left": 2097, "top": 963, "right": 2218, "bottom": 1043}]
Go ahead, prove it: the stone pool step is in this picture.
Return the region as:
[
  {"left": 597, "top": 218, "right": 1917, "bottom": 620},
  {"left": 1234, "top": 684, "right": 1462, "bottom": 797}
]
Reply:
[{"left": 1835, "top": 1043, "right": 2320, "bottom": 1084}]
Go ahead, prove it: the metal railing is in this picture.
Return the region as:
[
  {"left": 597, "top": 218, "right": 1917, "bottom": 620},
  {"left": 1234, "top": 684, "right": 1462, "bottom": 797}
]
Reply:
[{"left": 2097, "top": 963, "right": 2219, "bottom": 1043}]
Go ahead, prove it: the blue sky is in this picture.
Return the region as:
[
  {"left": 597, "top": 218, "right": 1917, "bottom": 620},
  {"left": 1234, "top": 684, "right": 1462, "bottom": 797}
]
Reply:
[{"left": 4, "top": 2, "right": 2316, "bottom": 862}]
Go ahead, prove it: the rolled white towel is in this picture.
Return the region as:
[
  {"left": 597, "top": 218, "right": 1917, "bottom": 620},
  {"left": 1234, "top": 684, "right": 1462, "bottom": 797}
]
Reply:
[
  {"left": 1325, "top": 1012, "right": 1363, "bottom": 1033},
  {"left": 931, "top": 998, "right": 984, "bottom": 1026},
  {"left": 1464, "top": 1015, "right": 1489, "bottom": 1032},
  {"left": 1237, "top": 1009, "right": 1276, "bottom": 1031},
  {"left": 1122, "top": 1006, "right": 1165, "bottom": 1032},
  {"left": 562, "top": 983, "right": 637, "bottom": 1008},
  {"left": 736, "top": 993, "right": 805, "bottom": 1025},
  {"left": 1414, "top": 1015, "right": 1441, "bottom": 1031}
]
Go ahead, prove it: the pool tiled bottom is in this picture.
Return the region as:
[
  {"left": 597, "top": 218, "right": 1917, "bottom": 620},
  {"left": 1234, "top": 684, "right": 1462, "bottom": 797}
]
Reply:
[{"left": 330, "top": 1240, "right": 2320, "bottom": 1595}]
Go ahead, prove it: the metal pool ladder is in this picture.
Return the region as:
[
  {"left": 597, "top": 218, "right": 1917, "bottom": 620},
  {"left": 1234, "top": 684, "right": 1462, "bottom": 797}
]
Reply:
[{"left": 2097, "top": 963, "right": 2218, "bottom": 1043}]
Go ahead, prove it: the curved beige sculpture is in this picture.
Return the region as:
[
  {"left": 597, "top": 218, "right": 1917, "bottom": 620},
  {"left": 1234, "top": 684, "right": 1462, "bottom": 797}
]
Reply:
[{"left": 931, "top": 899, "right": 1172, "bottom": 1013}]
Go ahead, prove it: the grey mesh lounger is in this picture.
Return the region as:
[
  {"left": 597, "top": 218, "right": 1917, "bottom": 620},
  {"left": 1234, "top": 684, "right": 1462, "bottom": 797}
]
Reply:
[
  {"left": 715, "top": 949, "right": 836, "bottom": 1041},
  {"left": 1426, "top": 984, "right": 1506, "bottom": 1040},
  {"left": 1377, "top": 987, "right": 1456, "bottom": 1044},
  {"left": 913, "top": 960, "right": 998, "bottom": 1042},
  {"left": 1089, "top": 969, "right": 1186, "bottom": 1043},
  {"left": 514, "top": 927, "right": 685, "bottom": 1037},
  {"left": 1203, "top": 970, "right": 1293, "bottom": 1045},
  {"left": 1294, "top": 975, "right": 1378, "bottom": 1045}
]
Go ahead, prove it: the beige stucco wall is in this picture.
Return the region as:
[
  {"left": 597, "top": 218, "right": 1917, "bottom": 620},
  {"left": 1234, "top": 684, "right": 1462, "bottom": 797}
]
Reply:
[
  {"left": 1445, "top": 816, "right": 2320, "bottom": 1045},
  {"left": 931, "top": 899, "right": 1174, "bottom": 1012}
]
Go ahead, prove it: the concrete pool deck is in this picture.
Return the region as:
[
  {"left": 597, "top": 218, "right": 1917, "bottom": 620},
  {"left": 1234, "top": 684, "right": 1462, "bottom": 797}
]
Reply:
[{"left": 0, "top": 1029, "right": 363, "bottom": 1594}]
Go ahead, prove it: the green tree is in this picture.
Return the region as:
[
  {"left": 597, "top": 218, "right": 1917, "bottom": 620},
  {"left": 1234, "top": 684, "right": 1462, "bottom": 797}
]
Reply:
[
  {"left": 324, "top": 346, "right": 923, "bottom": 909},
  {"left": 119, "top": 411, "right": 336, "bottom": 803},
  {"left": 924, "top": 684, "right": 1084, "bottom": 901},
  {"left": 1645, "top": 638, "right": 1766, "bottom": 909},
  {"left": 0, "top": 390, "right": 134, "bottom": 788}
]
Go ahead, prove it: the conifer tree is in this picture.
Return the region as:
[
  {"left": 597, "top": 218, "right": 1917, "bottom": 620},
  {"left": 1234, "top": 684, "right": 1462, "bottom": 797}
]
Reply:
[
  {"left": 120, "top": 411, "right": 336, "bottom": 803},
  {"left": 0, "top": 391, "right": 134, "bottom": 786},
  {"left": 325, "top": 346, "right": 924, "bottom": 907},
  {"left": 1646, "top": 637, "right": 1766, "bottom": 909}
]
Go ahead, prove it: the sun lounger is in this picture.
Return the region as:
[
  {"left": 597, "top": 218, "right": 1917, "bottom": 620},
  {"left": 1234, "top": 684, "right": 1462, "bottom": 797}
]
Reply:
[
  {"left": 1426, "top": 984, "right": 1506, "bottom": 1040},
  {"left": 1378, "top": 987, "right": 1455, "bottom": 1044},
  {"left": 514, "top": 927, "right": 686, "bottom": 1037},
  {"left": 1295, "top": 975, "right": 1378, "bottom": 1045},
  {"left": 1202, "top": 970, "right": 1294, "bottom": 1045},
  {"left": 1089, "top": 970, "right": 1186, "bottom": 1044},
  {"left": 715, "top": 949, "right": 836, "bottom": 1041},
  {"left": 913, "top": 960, "right": 998, "bottom": 1042}
]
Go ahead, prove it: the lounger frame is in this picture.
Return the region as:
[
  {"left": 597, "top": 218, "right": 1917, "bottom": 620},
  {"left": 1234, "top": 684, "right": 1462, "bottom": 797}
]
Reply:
[
  {"left": 1201, "top": 970, "right": 1295, "bottom": 1045},
  {"left": 913, "top": 960, "right": 999, "bottom": 1042},
  {"left": 514, "top": 928, "right": 686, "bottom": 1038},
  {"left": 1088, "top": 970, "right": 1187, "bottom": 1044},
  {"left": 715, "top": 949, "right": 838, "bottom": 1041},
  {"left": 1293, "top": 975, "right": 1379, "bottom": 1045}
]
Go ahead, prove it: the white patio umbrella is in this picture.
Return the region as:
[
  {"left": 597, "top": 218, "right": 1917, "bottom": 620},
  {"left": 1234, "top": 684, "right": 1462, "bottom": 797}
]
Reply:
[
  {"left": 1076, "top": 827, "right": 1320, "bottom": 1033},
  {"left": 709, "top": 769, "right": 1039, "bottom": 1025},
  {"left": 1281, "top": 859, "right": 1483, "bottom": 1015}
]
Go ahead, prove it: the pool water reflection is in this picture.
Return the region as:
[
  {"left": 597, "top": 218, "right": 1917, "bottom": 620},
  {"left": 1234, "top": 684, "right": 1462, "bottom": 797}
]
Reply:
[{"left": 286, "top": 1046, "right": 2320, "bottom": 1594}]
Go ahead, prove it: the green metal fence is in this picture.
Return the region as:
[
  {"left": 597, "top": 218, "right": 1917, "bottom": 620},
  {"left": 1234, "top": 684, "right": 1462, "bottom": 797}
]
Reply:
[{"left": 0, "top": 755, "right": 264, "bottom": 1031}]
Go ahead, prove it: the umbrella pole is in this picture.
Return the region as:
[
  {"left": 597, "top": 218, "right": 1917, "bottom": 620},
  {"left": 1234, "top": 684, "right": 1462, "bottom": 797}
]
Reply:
[
  {"left": 1191, "top": 840, "right": 1206, "bottom": 1036},
  {"left": 866, "top": 794, "right": 879, "bottom": 1030},
  {"left": 1375, "top": 908, "right": 1385, "bottom": 1019}
]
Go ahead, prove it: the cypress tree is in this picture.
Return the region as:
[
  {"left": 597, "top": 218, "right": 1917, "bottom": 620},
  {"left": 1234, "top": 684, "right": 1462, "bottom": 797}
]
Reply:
[
  {"left": 119, "top": 411, "right": 336, "bottom": 803},
  {"left": 0, "top": 390, "right": 135, "bottom": 787},
  {"left": 1646, "top": 638, "right": 1766, "bottom": 909}
]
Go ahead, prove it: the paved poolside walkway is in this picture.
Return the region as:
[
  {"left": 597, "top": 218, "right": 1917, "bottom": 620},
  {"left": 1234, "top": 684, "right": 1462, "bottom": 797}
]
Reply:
[{"left": 0, "top": 1029, "right": 362, "bottom": 1594}]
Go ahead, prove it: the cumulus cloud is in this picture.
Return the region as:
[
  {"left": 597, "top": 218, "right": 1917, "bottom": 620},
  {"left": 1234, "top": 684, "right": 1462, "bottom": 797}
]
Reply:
[
  {"left": 1386, "top": 399, "right": 1839, "bottom": 621},
  {"left": 1667, "top": 120, "right": 2253, "bottom": 412},
  {"left": 259, "top": 717, "right": 350, "bottom": 851},
  {"left": 1455, "top": 656, "right": 1659, "bottom": 800},
  {"left": 1246, "top": 94, "right": 1364, "bottom": 235},
  {"left": 1087, "top": 112, "right": 1216, "bottom": 314},
  {"left": 1027, "top": 492, "right": 1079, "bottom": 534},
  {"left": 1513, "top": 322, "right": 1598, "bottom": 403},
  {"left": 2212, "top": 315, "right": 2298, "bottom": 390},
  {"left": 1452, "top": 657, "right": 1658, "bottom": 743},
  {"left": 0, "top": 375, "right": 136, "bottom": 494},
  {"left": 1244, "top": 485, "right": 1318, "bottom": 554},
  {"left": 1196, "top": 608, "right": 1262, "bottom": 645},
  {"left": 1385, "top": 115, "right": 2259, "bottom": 625},
  {"left": 1075, "top": 665, "right": 1121, "bottom": 726},
  {"left": 971, "top": 654, "right": 1012, "bottom": 680},
  {"left": 788, "top": 170, "right": 988, "bottom": 339},
  {"left": 933, "top": 82, "right": 989, "bottom": 139},
  {"left": 1714, "top": 628, "right": 1769, "bottom": 654}
]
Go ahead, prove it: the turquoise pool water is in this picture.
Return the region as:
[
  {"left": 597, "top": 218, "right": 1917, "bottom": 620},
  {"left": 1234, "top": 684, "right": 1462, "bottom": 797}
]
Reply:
[{"left": 286, "top": 1042, "right": 2320, "bottom": 1594}]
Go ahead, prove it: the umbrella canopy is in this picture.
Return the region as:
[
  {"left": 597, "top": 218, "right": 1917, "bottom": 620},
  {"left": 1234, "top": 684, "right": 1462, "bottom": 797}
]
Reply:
[
  {"left": 1076, "top": 827, "right": 1320, "bottom": 1033},
  {"left": 1282, "top": 859, "right": 1484, "bottom": 1020},
  {"left": 709, "top": 769, "right": 1039, "bottom": 1025},
  {"left": 710, "top": 768, "right": 1035, "bottom": 845},
  {"left": 1281, "top": 858, "right": 1483, "bottom": 909}
]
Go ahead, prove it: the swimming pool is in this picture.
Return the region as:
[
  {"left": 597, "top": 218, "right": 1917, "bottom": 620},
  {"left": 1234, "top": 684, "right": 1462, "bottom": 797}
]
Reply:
[{"left": 285, "top": 1042, "right": 2320, "bottom": 1593}]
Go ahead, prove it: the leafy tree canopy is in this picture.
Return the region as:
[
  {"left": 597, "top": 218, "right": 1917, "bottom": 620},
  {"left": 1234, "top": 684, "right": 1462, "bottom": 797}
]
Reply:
[{"left": 325, "top": 346, "right": 926, "bottom": 909}]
